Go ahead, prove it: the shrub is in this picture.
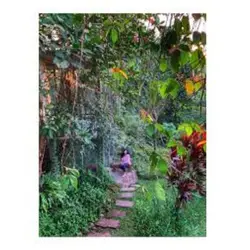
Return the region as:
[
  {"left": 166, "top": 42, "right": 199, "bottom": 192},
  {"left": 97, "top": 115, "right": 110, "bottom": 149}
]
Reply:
[
  {"left": 39, "top": 167, "right": 117, "bottom": 237},
  {"left": 129, "top": 180, "right": 206, "bottom": 237}
]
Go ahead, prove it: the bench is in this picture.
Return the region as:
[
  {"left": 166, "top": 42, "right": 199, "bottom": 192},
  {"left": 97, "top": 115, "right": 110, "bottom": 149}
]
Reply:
[{"left": 110, "top": 162, "right": 132, "bottom": 172}]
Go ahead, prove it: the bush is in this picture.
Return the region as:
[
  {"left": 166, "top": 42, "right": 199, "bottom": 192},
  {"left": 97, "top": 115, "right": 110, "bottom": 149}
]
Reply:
[
  {"left": 128, "top": 180, "right": 206, "bottom": 237},
  {"left": 39, "top": 167, "right": 117, "bottom": 237}
]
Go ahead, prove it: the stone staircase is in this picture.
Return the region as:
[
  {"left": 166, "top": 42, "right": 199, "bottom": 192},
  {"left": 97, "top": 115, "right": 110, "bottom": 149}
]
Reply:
[{"left": 87, "top": 170, "right": 138, "bottom": 237}]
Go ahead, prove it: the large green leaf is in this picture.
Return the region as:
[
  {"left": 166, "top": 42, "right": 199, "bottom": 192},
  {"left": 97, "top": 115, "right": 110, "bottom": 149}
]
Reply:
[
  {"left": 68, "top": 168, "right": 80, "bottom": 177},
  {"left": 146, "top": 124, "right": 155, "bottom": 137},
  {"left": 146, "top": 191, "right": 153, "bottom": 201},
  {"left": 182, "top": 16, "right": 190, "bottom": 32},
  {"left": 104, "top": 19, "right": 112, "bottom": 27},
  {"left": 149, "top": 81, "right": 160, "bottom": 106},
  {"left": 167, "top": 138, "right": 177, "bottom": 147},
  {"left": 167, "top": 78, "right": 180, "bottom": 98},
  {"left": 190, "top": 122, "right": 202, "bottom": 132},
  {"left": 174, "top": 18, "right": 182, "bottom": 34},
  {"left": 155, "top": 123, "right": 164, "bottom": 133},
  {"left": 177, "top": 144, "right": 187, "bottom": 156},
  {"left": 159, "top": 59, "right": 168, "bottom": 72},
  {"left": 180, "top": 51, "right": 190, "bottom": 65},
  {"left": 190, "top": 49, "right": 199, "bottom": 68},
  {"left": 48, "top": 129, "right": 53, "bottom": 139},
  {"left": 157, "top": 158, "right": 168, "bottom": 174},
  {"left": 159, "top": 82, "right": 168, "bottom": 98},
  {"left": 69, "top": 175, "right": 78, "bottom": 189},
  {"left": 61, "top": 176, "right": 70, "bottom": 190},
  {"left": 194, "top": 82, "right": 202, "bottom": 92},
  {"left": 159, "top": 78, "right": 179, "bottom": 98},
  {"left": 111, "top": 28, "right": 118, "bottom": 44},
  {"left": 40, "top": 193, "right": 48, "bottom": 212},
  {"left": 170, "top": 49, "right": 181, "bottom": 72},
  {"left": 178, "top": 123, "right": 193, "bottom": 136},
  {"left": 150, "top": 151, "right": 158, "bottom": 172},
  {"left": 155, "top": 182, "right": 166, "bottom": 201}
]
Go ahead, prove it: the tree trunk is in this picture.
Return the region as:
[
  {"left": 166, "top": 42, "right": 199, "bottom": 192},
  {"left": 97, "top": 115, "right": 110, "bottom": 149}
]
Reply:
[
  {"left": 39, "top": 136, "right": 46, "bottom": 176},
  {"left": 48, "top": 139, "right": 60, "bottom": 175}
]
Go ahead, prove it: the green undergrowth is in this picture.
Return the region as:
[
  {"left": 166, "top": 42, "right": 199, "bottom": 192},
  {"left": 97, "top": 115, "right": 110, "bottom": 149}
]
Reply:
[
  {"left": 112, "top": 179, "right": 206, "bottom": 237},
  {"left": 39, "top": 168, "right": 120, "bottom": 237}
]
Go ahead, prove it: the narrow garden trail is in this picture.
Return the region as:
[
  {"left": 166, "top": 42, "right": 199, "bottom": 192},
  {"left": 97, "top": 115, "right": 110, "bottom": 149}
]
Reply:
[
  {"left": 87, "top": 170, "right": 138, "bottom": 237},
  {"left": 39, "top": 14, "right": 206, "bottom": 237}
]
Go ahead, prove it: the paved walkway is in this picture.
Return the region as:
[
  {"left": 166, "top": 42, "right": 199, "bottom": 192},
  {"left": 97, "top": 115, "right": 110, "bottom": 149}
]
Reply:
[{"left": 87, "top": 169, "right": 138, "bottom": 237}]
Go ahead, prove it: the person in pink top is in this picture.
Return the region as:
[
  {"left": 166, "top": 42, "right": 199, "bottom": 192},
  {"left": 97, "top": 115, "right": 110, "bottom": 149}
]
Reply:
[{"left": 119, "top": 149, "right": 132, "bottom": 172}]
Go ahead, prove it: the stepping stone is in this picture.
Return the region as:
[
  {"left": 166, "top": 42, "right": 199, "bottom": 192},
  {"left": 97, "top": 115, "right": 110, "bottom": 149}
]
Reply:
[
  {"left": 120, "top": 187, "right": 135, "bottom": 192},
  {"left": 88, "top": 231, "right": 111, "bottom": 237},
  {"left": 95, "top": 218, "right": 120, "bottom": 229},
  {"left": 110, "top": 209, "right": 126, "bottom": 218},
  {"left": 116, "top": 199, "right": 134, "bottom": 208},
  {"left": 130, "top": 183, "right": 139, "bottom": 187},
  {"left": 118, "top": 192, "right": 134, "bottom": 199}
]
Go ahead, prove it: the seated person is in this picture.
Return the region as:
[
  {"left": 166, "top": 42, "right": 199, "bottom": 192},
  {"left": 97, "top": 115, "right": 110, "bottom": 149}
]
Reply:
[{"left": 111, "top": 149, "right": 132, "bottom": 172}]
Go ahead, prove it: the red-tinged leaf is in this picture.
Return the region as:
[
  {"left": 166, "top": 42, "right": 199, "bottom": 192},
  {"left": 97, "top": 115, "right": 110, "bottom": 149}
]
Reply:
[
  {"left": 111, "top": 68, "right": 128, "bottom": 79},
  {"left": 118, "top": 69, "right": 128, "bottom": 79},
  {"left": 187, "top": 182, "right": 196, "bottom": 190}
]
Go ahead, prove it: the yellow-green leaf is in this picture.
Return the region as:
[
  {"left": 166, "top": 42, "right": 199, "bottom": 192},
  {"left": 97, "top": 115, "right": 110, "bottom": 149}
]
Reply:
[
  {"left": 155, "top": 182, "right": 166, "bottom": 201},
  {"left": 146, "top": 124, "right": 155, "bottom": 137},
  {"left": 178, "top": 123, "right": 193, "bottom": 136},
  {"left": 111, "top": 67, "right": 128, "bottom": 79},
  {"left": 157, "top": 158, "right": 168, "bottom": 174},
  {"left": 118, "top": 69, "right": 128, "bottom": 79},
  {"left": 69, "top": 175, "right": 78, "bottom": 189},
  {"left": 167, "top": 139, "right": 177, "bottom": 147},
  {"left": 177, "top": 144, "right": 187, "bottom": 156},
  {"left": 194, "top": 82, "right": 202, "bottom": 92},
  {"left": 159, "top": 59, "right": 168, "bottom": 72},
  {"left": 155, "top": 123, "right": 164, "bottom": 132},
  {"left": 111, "top": 28, "right": 118, "bottom": 44}
]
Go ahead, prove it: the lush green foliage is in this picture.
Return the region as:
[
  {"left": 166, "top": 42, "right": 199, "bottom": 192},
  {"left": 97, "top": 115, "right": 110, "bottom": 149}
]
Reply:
[
  {"left": 39, "top": 13, "right": 206, "bottom": 237},
  {"left": 112, "top": 179, "right": 206, "bottom": 237},
  {"left": 39, "top": 167, "right": 118, "bottom": 236}
]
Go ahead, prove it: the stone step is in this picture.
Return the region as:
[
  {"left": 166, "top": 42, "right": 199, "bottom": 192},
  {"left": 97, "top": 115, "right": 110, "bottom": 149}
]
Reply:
[
  {"left": 116, "top": 199, "right": 134, "bottom": 208},
  {"left": 118, "top": 192, "right": 134, "bottom": 199},
  {"left": 95, "top": 218, "right": 120, "bottom": 229},
  {"left": 110, "top": 209, "right": 126, "bottom": 218},
  {"left": 130, "top": 184, "right": 139, "bottom": 187},
  {"left": 120, "top": 187, "right": 135, "bottom": 192},
  {"left": 87, "top": 231, "right": 111, "bottom": 237}
]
